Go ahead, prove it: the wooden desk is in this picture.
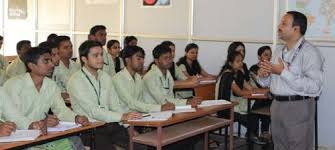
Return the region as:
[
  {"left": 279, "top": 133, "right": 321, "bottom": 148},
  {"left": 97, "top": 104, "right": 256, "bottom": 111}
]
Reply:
[
  {"left": 174, "top": 80, "right": 216, "bottom": 100},
  {"left": 243, "top": 94, "right": 269, "bottom": 150},
  {"left": 126, "top": 103, "right": 235, "bottom": 150},
  {"left": 0, "top": 122, "right": 105, "bottom": 150}
]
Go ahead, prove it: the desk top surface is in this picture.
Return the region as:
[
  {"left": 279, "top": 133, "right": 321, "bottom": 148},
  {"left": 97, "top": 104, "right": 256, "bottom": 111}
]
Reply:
[
  {"left": 0, "top": 122, "right": 105, "bottom": 149},
  {"left": 174, "top": 80, "right": 216, "bottom": 89},
  {"left": 125, "top": 102, "right": 235, "bottom": 127}
]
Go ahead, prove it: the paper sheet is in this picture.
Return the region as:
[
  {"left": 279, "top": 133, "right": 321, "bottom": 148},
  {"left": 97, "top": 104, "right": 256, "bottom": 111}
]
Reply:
[
  {"left": 0, "top": 130, "right": 41, "bottom": 143},
  {"left": 47, "top": 121, "right": 81, "bottom": 132},
  {"left": 198, "top": 100, "right": 231, "bottom": 108}
]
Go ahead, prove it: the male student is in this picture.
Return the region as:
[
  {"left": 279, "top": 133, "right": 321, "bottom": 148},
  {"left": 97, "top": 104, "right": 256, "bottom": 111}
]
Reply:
[
  {"left": 39, "top": 41, "right": 60, "bottom": 78},
  {"left": 0, "top": 87, "right": 46, "bottom": 136},
  {"left": 3, "top": 46, "right": 89, "bottom": 149},
  {"left": 143, "top": 44, "right": 201, "bottom": 106},
  {"left": 112, "top": 45, "right": 175, "bottom": 113},
  {"left": 0, "top": 36, "right": 6, "bottom": 85},
  {"left": 67, "top": 40, "right": 142, "bottom": 150},
  {"left": 6, "top": 40, "right": 31, "bottom": 79},
  {"left": 52, "top": 36, "right": 80, "bottom": 99},
  {"left": 87, "top": 25, "right": 113, "bottom": 76}
]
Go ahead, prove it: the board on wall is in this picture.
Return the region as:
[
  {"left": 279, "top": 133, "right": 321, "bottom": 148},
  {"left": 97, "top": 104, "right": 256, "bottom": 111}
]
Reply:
[
  {"left": 193, "top": 0, "right": 274, "bottom": 42},
  {"left": 124, "top": 0, "right": 190, "bottom": 37}
]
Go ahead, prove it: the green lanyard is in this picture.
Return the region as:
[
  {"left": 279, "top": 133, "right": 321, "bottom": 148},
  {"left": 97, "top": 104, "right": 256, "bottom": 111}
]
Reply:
[{"left": 81, "top": 69, "right": 101, "bottom": 105}]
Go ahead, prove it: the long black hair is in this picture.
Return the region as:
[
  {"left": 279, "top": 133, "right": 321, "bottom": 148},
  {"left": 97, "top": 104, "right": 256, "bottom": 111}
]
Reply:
[
  {"left": 218, "top": 51, "right": 243, "bottom": 76},
  {"left": 176, "top": 43, "right": 201, "bottom": 76}
]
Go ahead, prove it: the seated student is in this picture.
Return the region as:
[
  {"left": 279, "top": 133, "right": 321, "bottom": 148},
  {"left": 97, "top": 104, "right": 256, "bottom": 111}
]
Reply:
[
  {"left": 47, "top": 33, "right": 58, "bottom": 43},
  {"left": 3, "top": 46, "right": 89, "bottom": 149},
  {"left": 52, "top": 36, "right": 80, "bottom": 100},
  {"left": 106, "top": 39, "right": 124, "bottom": 75},
  {"left": 143, "top": 44, "right": 201, "bottom": 106},
  {"left": 176, "top": 43, "right": 216, "bottom": 80},
  {"left": 0, "top": 36, "right": 7, "bottom": 85},
  {"left": 88, "top": 25, "right": 116, "bottom": 77},
  {"left": 6, "top": 40, "right": 31, "bottom": 79},
  {"left": 112, "top": 45, "right": 175, "bottom": 113},
  {"left": 216, "top": 51, "right": 267, "bottom": 144},
  {"left": 38, "top": 41, "right": 60, "bottom": 78},
  {"left": 147, "top": 41, "right": 198, "bottom": 98},
  {"left": 249, "top": 46, "right": 272, "bottom": 141},
  {"left": 227, "top": 41, "right": 250, "bottom": 82},
  {"left": 123, "top": 36, "right": 138, "bottom": 48},
  {"left": 67, "top": 40, "right": 142, "bottom": 150},
  {"left": 0, "top": 87, "right": 46, "bottom": 135}
]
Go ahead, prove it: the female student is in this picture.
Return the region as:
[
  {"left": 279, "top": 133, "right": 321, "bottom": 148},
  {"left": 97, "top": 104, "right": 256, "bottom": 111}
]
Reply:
[
  {"left": 227, "top": 41, "right": 250, "bottom": 82},
  {"left": 176, "top": 43, "right": 216, "bottom": 80},
  {"left": 216, "top": 51, "right": 267, "bottom": 144},
  {"left": 106, "top": 40, "right": 124, "bottom": 74}
]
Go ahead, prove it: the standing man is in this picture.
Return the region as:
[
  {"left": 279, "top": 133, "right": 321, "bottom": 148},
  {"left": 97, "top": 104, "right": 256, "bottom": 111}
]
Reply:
[{"left": 259, "top": 11, "right": 324, "bottom": 150}]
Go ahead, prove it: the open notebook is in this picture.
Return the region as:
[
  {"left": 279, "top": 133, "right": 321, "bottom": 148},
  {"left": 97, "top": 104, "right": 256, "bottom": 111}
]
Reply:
[
  {"left": 0, "top": 130, "right": 41, "bottom": 143},
  {"left": 48, "top": 121, "right": 81, "bottom": 132},
  {"left": 198, "top": 100, "right": 231, "bottom": 108}
]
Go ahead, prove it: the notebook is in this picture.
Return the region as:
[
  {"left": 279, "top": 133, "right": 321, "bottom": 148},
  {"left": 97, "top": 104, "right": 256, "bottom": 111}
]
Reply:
[
  {"left": 129, "top": 111, "right": 173, "bottom": 122},
  {"left": 47, "top": 121, "right": 81, "bottom": 132},
  {"left": 198, "top": 100, "right": 231, "bottom": 108},
  {"left": 0, "top": 130, "right": 41, "bottom": 143}
]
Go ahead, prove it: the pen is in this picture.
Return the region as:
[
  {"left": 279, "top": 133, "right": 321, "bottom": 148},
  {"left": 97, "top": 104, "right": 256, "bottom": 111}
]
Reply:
[{"left": 142, "top": 114, "right": 151, "bottom": 117}]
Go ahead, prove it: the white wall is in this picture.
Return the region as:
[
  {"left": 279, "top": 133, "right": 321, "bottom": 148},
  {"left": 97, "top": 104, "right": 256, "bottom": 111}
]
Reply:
[{"left": 0, "top": 0, "right": 334, "bottom": 149}]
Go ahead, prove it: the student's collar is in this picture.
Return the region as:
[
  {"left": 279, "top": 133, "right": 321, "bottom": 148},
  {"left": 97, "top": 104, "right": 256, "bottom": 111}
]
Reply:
[
  {"left": 152, "top": 64, "right": 170, "bottom": 79},
  {"left": 25, "top": 73, "right": 47, "bottom": 91},
  {"left": 122, "top": 67, "right": 140, "bottom": 81},
  {"left": 82, "top": 66, "right": 101, "bottom": 81}
]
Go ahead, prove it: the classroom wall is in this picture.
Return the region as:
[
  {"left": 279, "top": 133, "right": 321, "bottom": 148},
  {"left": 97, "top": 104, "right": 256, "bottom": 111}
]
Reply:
[{"left": 0, "top": 0, "right": 334, "bottom": 149}]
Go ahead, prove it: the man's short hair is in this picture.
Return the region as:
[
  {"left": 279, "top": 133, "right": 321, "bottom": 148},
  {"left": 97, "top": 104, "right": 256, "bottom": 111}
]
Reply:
[
  {"left": 287, "top": 11, "right": 308, "bottom": 35},
  {"left": 22, "top": 47, "right": 51, "bottom": 72},
  {"left": 89, "top": 25, "right": 106, "bottom": 36},
  {"left": 16, "top": 40, "right": 31, "bottom": 52},
  {"left": 152, "top": 44, "right": 171, "bottom": 59},
  {"left": 78, "top": 40, "right": 102, "bottom": 66}
]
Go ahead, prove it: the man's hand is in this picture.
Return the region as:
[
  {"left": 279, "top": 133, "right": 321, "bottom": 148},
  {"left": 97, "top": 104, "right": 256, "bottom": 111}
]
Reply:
[
  {"left": 186, "top": 97, "right": 202, "bottom": 107},
  {"left": 260, "top": 58, "right": 285, "bottom": 75},
  {"left": 75, "top": 115, "right": 90, "bottom": 126},
  {"left": 47, "top": 115, "right": 59, "bottom": 127},
  {"left": 29, "top": 121, "right": 47, "bottom": 135},
  {"left": 121, "top": 112, "right": 142, "bottom": 121},
  {"left": 161, "top": 102, "right": 175, "bottom": 111},
  {"left": 0, "top": 122, "right": 16, "bottom": 137}
]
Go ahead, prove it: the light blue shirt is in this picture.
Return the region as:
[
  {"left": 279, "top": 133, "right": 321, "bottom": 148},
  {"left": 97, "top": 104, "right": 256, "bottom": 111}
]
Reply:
[{"left": 258, "top": 37, "right": 325, "bottom": 97}]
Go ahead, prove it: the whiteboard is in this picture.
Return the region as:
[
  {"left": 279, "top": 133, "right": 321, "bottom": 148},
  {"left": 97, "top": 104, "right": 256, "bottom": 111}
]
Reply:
[
  {"left": 124, "top": 0, "right": 190, "bottom": 36},
  {"left": 193, "top": 0, "right": 274, "bottom": 41}
]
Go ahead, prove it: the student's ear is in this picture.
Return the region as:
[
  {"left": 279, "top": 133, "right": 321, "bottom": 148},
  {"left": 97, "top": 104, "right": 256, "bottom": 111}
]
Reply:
[
  {"left": 125, "top": 57, "right": 131, "bottom": 65},
  {"left": 154, "top": 59, "right": 159, "bottom": 65},
  {"left": 81, "top": 56, "right": 88, "bottom": 64},
  {"left": 88, "top": 35, "right": 95, "bottom": 41},
  {"left": 27, "top": 62, "right": 35, "bottom": 71}
]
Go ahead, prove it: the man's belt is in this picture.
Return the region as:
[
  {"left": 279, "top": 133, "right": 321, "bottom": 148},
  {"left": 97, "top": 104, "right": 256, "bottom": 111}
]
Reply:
[{"left": 271, "top": 93, "right": 311, "bottom": 101}]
